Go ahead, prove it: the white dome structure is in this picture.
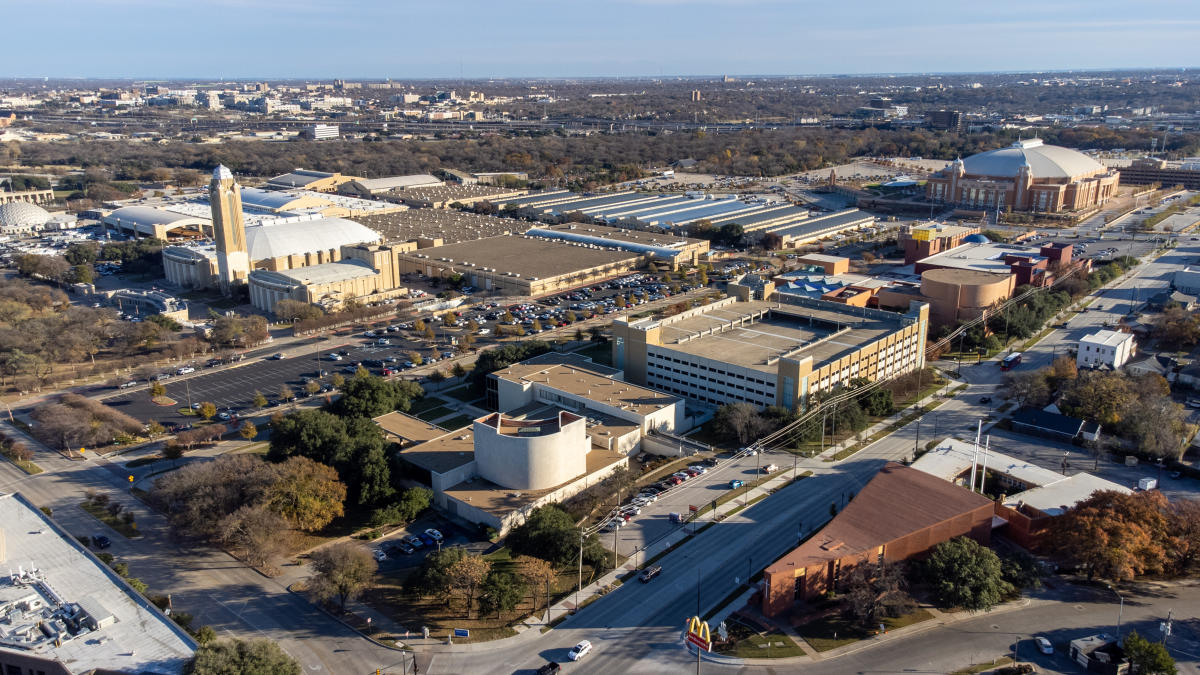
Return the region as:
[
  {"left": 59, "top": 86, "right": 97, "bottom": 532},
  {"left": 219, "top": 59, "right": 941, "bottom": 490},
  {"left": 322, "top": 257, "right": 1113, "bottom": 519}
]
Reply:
[
  {"left": 926, "top": 139, "right": 1120, "bottom": 214},
  {"left": 961, "top": 139, "right": 1106, "bottom": 180},
  {"left": 0, "top": 201, "right": 51, "bottom": 232}
]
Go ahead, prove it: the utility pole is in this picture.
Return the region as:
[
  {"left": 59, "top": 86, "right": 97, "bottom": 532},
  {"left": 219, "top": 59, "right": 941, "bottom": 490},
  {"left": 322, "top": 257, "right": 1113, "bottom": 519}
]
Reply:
[{"left": 576, "top": 531, "right": 583, "bottom": 613}]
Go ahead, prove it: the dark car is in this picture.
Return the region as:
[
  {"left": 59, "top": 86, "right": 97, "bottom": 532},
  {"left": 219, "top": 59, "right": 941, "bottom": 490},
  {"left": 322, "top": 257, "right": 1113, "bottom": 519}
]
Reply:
[
  {"left": 639, "top": 565, "right": 663, "bottom": 583},
  {"left": 979, "top": 396, "right": 992, "bottom": 404},
  {"left": 394, "top": 540, "right": 415, "bottom": 555},
  {"left": 418, "top": 532, "right": 437, "bottom": 546},
  {"left": 536, "top": 662, "right": 561, "bottom": 675},
  {"left": 93, "top": 535, "right": 112, "bottom": 550},
  {"left": 701, "top": 457, "right": 720, "bottom": 467}
]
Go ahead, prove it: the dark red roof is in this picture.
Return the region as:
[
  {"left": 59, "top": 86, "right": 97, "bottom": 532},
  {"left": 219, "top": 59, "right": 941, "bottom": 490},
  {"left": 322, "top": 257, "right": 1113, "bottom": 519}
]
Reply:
[{"left": 767, "top": 462, "right": 993, "bottom": 572}]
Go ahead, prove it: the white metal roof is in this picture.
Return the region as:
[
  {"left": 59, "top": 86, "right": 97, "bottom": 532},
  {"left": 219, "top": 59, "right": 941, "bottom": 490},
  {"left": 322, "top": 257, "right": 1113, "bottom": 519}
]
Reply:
[
  {"left": 352, "top": 174, "right": 443, "bottom": 191},
  {"left": 0, "top": 492, "right": 195, "bottom": 674},
  {"left": 960, "top": 139, "right": 1107, "bottom": 180},
  {"left": 911, "top": 438, "right": 1063, "bottom": 487},
  {"left": 244, "top": 217, "right": 380, "bottom": 260},
  {"left": 1079, "top": 329, "right": 1133, "bottom": 348},
  {"left": 253, "top": 259, "right": 378, "bottom": 286},
  {"left": 1005, "top": 473, "right": 1131, "bottom": 517}
]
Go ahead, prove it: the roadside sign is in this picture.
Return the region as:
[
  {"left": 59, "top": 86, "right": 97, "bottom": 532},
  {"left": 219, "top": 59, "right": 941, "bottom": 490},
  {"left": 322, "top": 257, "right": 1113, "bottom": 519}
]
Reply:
[
  {"left": 128, "top": 475, "right": 134, "bottom": 483},
  {"left": 688, "top": 504, "right": 698, "bottom": 513},
  {"left": 453, "top": 628, "right": 469, "bottom": 638},
  {"left": 686, "top": 616, "right": 711, "bottom": 651}
]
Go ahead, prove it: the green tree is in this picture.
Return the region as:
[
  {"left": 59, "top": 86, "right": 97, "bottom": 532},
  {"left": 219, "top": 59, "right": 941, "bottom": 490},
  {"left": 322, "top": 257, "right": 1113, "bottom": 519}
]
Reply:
[
  {"left": 198, "top": 401, "right": 217, "bottom": 421},
  {"left": 507, "top": 504, "right": 586, "bottom": 568},
  {"left": 332, "top": 372, "right": 422, "bottom": 418},
  {"left": 187, "top": 638, "right": 300, "bottom": 675},
  {"left": 452, "top": 362, "right": 467, "bottom": 378},
  {"left": 921, "top": 537, "right": 1012, "bottom": 611},
  {"left": 407, "top": 546, "right": 466, "bottom": 601},
  {"left": 370, "top": 486, "right": 433, "bottom": 527},
  {"left": 150, "top": 381, "right": 166, "bottom": 398},
  {"left": 307, "top": 542, "right": 376, "bottom": 613},
  {"left": 251, "top": 390, "right": 267, "bottom": 409},
  {"left": 479, "top": 570, "right": 526, "bottom": 618},
  {"left": 1124, "top": 630, "right": 1177, "bottom": 674}
]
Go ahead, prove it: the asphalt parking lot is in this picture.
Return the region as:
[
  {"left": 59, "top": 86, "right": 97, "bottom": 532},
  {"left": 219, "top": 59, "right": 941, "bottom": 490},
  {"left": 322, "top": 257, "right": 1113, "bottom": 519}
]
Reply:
[{"left": 100, "top": 332, "right": 446, "bottom": 426}]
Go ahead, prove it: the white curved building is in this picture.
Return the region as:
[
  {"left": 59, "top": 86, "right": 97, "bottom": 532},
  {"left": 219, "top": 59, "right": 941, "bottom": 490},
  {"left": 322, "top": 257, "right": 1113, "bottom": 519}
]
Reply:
[
  {"left": 925, "top": 139, "right": 1119, "bottom": 213},
  {"left": 473, "top": 412, "right": 588, "bottom": 490},
  {"left": 0, "top": 201, "right": 51, "bottom": 234},
  {"left": 103, "top": 206, "right": 210, "bottom": 240}
]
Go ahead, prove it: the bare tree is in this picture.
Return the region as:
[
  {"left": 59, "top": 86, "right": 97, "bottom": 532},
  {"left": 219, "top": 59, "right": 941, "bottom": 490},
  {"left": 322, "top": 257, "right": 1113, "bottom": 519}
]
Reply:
[
  {"left": 448, "top": 552, "right": 492, "bottom": 618},
  {"left": 307, "top": 542, "right": 377, "bottom": 613}
]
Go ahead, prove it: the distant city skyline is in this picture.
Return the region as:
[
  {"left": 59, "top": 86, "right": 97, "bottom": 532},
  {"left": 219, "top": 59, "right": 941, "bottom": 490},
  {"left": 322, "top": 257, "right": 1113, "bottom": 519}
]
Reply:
[{"left": 4, "top": 0, "right": 1199, "bottom": 79}]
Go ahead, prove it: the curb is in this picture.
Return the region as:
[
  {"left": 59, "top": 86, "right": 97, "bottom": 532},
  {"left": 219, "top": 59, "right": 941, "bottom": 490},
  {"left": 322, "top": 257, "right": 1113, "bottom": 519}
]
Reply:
[{"left": 285, "top": 583, "right": 412, "bottom": 653}]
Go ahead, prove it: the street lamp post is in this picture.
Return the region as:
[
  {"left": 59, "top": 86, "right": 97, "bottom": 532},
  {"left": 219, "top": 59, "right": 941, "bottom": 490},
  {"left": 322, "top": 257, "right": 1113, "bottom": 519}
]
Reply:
[{"left": 1107, "top": 584, "right": 1124, "bottom": 642}]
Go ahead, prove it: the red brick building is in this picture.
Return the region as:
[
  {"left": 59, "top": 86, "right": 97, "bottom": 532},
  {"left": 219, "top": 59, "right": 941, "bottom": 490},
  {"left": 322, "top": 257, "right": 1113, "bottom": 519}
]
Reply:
[{"left": 762, "top": 463, "right": 995, "bottom": 618}]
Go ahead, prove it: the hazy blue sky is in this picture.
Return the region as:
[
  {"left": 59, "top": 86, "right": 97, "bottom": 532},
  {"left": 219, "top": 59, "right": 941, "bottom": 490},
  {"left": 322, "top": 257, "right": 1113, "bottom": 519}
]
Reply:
[{"left": 6, "top": 0, "right": 1199, "bottom": 79}]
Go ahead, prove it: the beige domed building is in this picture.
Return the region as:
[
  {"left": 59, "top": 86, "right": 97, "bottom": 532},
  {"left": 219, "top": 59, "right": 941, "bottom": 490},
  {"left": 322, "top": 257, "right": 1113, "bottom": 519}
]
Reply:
[{"left": 925, "top": 139, "right": 1119, "bottom": 213}]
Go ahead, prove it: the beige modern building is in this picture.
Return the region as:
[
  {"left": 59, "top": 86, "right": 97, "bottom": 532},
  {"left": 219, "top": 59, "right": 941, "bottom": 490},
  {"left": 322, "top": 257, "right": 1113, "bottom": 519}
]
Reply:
[
  {"left": 612, "top": 293, "right": 929, "bottom": 411},
  {"left": 925, "top": 139, "right": 1119, "bottom": 213},
  {"left": 395, "top": 234, "right": 643, "bottom": 297}
]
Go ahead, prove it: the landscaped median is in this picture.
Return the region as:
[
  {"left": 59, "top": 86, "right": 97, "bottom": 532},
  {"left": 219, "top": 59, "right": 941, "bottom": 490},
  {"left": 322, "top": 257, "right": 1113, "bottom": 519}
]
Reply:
[{"left": 79, "top": 492, "right": 140, "bottom": 538}]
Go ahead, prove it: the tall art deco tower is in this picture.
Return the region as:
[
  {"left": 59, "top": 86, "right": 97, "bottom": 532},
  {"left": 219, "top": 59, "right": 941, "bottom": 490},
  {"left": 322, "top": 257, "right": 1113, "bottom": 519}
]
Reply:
[{"left": 209, "top": 165, "right": 250, "bottom": 295}]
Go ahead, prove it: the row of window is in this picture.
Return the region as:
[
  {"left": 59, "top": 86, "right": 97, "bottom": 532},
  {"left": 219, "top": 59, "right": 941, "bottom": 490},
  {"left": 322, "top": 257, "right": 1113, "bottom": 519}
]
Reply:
[{"left": 647, "top": 351, "right": 772, "bottom": 387}]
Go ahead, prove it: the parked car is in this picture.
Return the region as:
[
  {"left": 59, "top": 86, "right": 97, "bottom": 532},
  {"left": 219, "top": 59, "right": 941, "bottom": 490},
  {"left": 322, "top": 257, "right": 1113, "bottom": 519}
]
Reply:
[
  {"left": 979, "top": 396, "right": 992, "bottom": 404},
  {"left": 328, "top": 354, "right": 343, "bottom": 361},
  {"left": 601, "top": 519, "right": 623, "bottom": 532},
  {"left": 619, "top": 505, "right": 641, "bottom": 517},
  {"left": 683, "top": 468, "right": 700, "bottom": 478},
  {"left": 418, "top": 532, "right": 437, "bottom": 546},
  {"left": 394, "top": 540, "right": 415, "bottom": 555},
  {"left": 701, "top": 457, "right": 720, "bottom": 467},
  {"left": 118, "top": 381, "right": 138, "bottom": 389},
  {"left": 639, "top": 565, "right": 663, "bottom": 583},
  {"left": 270, "top": 353, "right": 284, "bottom": 360},
  {"left": 403, "top": 534, "right": 424, "bottom": 549},
  {"left": 1035, "top": 636, "right": 1053, "bottom": 655},
  {"left": 687, "top": 465, "right": 708, "bottom": 475},
  {"left": 177, "top": 366, "right": 195, "bottom": 375},
  {"left": 372, "top": 549, "right": 387, "bottom": 562},
  {"left": 424, "top": 528, "right": 444, "bottom": 542},
  {"left": 568, "top": 640, "right": 592, "bottom": 661},
  {"left": 92, "top": 535, "right": 112, "bottom": 550},
  {"left": 762, "top": 464, "right": 778, "bottom": 474}
]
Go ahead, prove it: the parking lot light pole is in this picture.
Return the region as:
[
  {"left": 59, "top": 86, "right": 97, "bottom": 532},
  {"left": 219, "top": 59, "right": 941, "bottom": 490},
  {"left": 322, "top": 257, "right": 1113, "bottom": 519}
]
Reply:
[{"left": 1107, "top": 584, "right": 1124, "bottom": 641}]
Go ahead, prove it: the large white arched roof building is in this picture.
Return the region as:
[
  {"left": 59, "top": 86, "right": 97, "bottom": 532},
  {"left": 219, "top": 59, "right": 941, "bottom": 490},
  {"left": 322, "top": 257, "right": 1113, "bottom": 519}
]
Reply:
[{"left": 926, "top": 139, "right": 1120, "bottom": 213}]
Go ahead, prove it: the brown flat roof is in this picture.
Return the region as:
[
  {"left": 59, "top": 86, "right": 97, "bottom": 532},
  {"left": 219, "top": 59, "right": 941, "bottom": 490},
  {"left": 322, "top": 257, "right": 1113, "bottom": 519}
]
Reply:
[
  {"left": 400, "top": 235, "right": 640, "bottom": 279},
  {"left": 443, "top": 447, "right": 625, "bottom": 516},
  {"left": 395, "top": 425, "right": 477, "bottom": 474},
  {"left": 491, "top": 360, "right": 677, "bottom": 416},
  {"left": 374, "top": 411, "right": 450, "bottom": 446},
  {"left": 767, "top": 463, "right": 993, "bottom": 572}
]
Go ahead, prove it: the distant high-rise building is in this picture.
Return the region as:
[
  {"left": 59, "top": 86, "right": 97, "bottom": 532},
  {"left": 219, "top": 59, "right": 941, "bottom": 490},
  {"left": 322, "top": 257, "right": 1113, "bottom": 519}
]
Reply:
[
  {"left": 928, "top": 109, "right": 963, "bottom": 132},
  {"left": 305, "top": 124, "right": 340, "bottom": 140},
  {"left": 690, "top": 90, "right": 701, "bottom": 102},
  {"left": 209, "top": 166, "right": 250, "bottom": 294}
]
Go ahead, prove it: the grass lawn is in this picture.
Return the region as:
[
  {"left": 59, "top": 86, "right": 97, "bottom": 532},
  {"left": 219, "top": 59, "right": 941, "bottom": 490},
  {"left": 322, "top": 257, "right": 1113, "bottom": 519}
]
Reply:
[
  {"left": 443, "top": 386, "right": 482, "bottom": 404},
  {"left": 685, "top": 419, "right": 735, "bottom": 450},
  {"left": 79, "top": 501, "right": 140, "bottom": 538},
  {"left": 408, "top": 396, "right": 450, "bottom": 415},
  {"left": 414, "top": 405, "right": 455, "bottom": 422},
  {"left": 720, "top": 630, "right": 806, "bottom": 658},
  {"left": 365, "top": 550, "right": 608, "bottom": 644},
  {"left": 796, "top": 608, "right": 933, "bottom": 652},
  {"left": 437, "top": 414, "right": 475, "bottom": 431}
]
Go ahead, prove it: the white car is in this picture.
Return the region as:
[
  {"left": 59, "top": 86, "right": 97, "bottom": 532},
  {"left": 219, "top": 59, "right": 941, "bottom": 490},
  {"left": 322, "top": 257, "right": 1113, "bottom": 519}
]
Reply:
[
  {"left": 364, "top": 331, "right": 376, "bottom": 337},
  {"left": 424, "top": 528, "right": 444, "bottom": 542},
  {"left": 177, "top": 366, "right": 195, "bottom": 375},
  {"left": 687, "top": 465, "right": 708, "bottom": 475},
  {"left": 1035, "top": 636, "right": 1053, "bottom": 655},
  {"left": 328, "top": 354, "right": 343, "bottom": 361},
  {"left": 372, "top": 549, "right": 387, "bottom": 562},
  {"left": 568, "top": 640, "right": 592, "bottom": 661},
  {"left": 377, "top": 338, "right": 390, "bottom": 345}
]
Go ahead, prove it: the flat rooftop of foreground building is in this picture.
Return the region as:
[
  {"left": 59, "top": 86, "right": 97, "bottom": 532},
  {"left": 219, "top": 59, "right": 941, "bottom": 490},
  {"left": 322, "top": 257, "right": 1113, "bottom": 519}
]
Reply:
[
  {"left": 491, "top": 357, "right": 677, "bottom": 416},
  {"left": 1080, "top": 329, "right": 1135, "bottom": 347},
  {"left": 403, "top": 234, "right": 641, "bottom": 279},
  {"left": 911, "top": 438, "right": 1065, "bottom": 487},
  {"left": 375, "top": 411, "right": 456, "bottom": 447},
  {"left": 252, "top": 259, "right": 378, "bottom": 286},
  {"left": 356, "top": 209, "right": 517, "bottom": 245},
  {"left": 918, "top": 242, "right": 1043, "bottom": 274},
  {"left": 649, "top": 300, "right": 903, "bottom": 373},
  {"left": 0, "top": 492, "right": 195, "bottom": 674},
  {"left": 442, "top": 446, "right": 625, "bottom": 517},
  {"left": 1004, "top": 473, "right": 1131, "bottom": 517},
  {"left": 767, "top": 463, "right": 993, "bottom": 572},
  {"left": 394, "top": 424, "right": 478, "bottom": 475},
  {"left": 922, "top": 267, "right": 1013, "bottom": 286},
  {"left": 533, "top": 222, "right": 706, "bottom": 249},
  {"left": 904, "top": 222, "right": 978, "bottom": 239}
]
